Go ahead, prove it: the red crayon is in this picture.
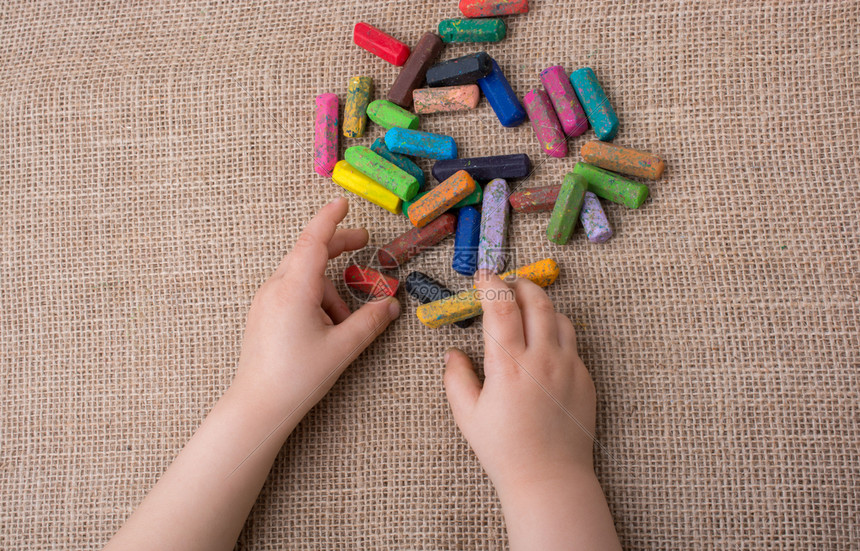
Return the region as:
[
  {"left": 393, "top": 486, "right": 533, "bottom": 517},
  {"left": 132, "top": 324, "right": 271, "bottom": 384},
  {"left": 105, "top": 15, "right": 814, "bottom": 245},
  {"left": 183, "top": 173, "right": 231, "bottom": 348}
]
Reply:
[
  {"left": 508, "top": 184, "right": 561, "bottom": 213},
  {"left": 354, "top": 23, "right": 411, "bottom": 66},
  {"left": 344, "top": 266, "right": 399, "bottom": 298}
]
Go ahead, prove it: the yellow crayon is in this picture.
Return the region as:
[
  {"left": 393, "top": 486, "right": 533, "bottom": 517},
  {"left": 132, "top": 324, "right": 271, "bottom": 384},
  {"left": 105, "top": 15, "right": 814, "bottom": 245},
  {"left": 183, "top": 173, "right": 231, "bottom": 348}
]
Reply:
[
  {"left": 343, "top": 76, "right": 373, "bottom": 138},
  {"left": 332, "top": 161, "right": 402, "bottom": 214},
  {"left": 419, "top": 258, "right": 560, "bottom": 328}
]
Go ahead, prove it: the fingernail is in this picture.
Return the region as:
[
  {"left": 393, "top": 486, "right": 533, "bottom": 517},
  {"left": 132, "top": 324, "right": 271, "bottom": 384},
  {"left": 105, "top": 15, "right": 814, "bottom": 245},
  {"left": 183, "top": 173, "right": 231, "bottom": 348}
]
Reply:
[
  {"left": 387, "top": 298, "right": 401, "bottom": 319},
  {"left": 443, "top": 349, "right": 451, "bottom": 363},
  {"left": 329, "top": 196, "right": 347, "bottom": 207}
]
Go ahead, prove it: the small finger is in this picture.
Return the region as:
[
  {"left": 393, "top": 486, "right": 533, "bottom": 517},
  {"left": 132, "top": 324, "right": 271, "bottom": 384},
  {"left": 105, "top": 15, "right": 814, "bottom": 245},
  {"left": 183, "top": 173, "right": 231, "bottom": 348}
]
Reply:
[
  {"left": 321, "top": 277, "right": 351, "bottom": 324},
  {"left": 556, "top": 312, "right": 578, "bottom": 351},
  {"left": 280, "top": 197, "right": 349, "bottom": 280},
  {"left": 512, "top": 279, "right": 559, "bottom": 348},
  {"left": 328, "top": 228, "right": 369, "bottom": 259},
  {"left": 474, "top": 269, "right": 525, "bottom": 357}
]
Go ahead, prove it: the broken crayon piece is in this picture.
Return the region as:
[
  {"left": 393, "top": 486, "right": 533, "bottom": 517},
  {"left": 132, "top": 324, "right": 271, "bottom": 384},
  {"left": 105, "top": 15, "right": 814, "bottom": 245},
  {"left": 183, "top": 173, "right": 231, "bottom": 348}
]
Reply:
[
  {"left": 343, "top": 76, "right": 373, "bottom": 138},
  {"left": 366, "top": 99, "right": 420, "bottom": 130},
  {"left": 438, "top": 18, "right": 506, "bottom": 43},
  {"left": 570, "top": 68, "right": 618, "bottom": 141},
  {"left": 426, "top": 52, "right": 493, "bottom": 87},
  {"left": 453, "top": 206, "right": 481, "bottom": 276},
  {"left": 378, "top": 213, "right": 457, "bottom": 268},
  {"left": 580, "top": 141, "right": 665, "bottom": 180},
  {"left": 404, "top": 272, "right": 473, "bottom": 328},
  {"left": 313, "top": 93, "right": 339, "bottom": 177},
  {"left": 524, "top": 88, "right": 568, "bottom": 158},
  {"left": 385, "top": 128, "right": 457, "bottom": 160},
  {"left": 331, "top": 161, "right": 402, "bottom": 214},
  {"left": 432, "top": 153, "right": 531, "bottom": 183},
  {"left": 388, "top": 32, "right": 444, "bottom": 108},
  {"left": 344, "top": 146, "right": 419, "bottom": 201},
  {"left": 540, "top": 66, "right": 588, "bottom": 137},
  {"left": 459, "top": 0, "right": 529, "bottom": 18},
  {"left": 477, "top": 58, "right": 526, "bottom": 127},
  {"left": 413, "top": 85, "right": 480, "bottom": 114},
  {"left": 580, "top": 191, "right": 613, "bottom": 243},
  {"left": 370, "top": 138, "right": 425, "bottom": 188},
  {"left": 508, "top": 184, "right": 561, "bottom": 213},
  {"left": 353, "top": 22, "right": 411, "bottom": 66},
  {"left": 547, "top": 173, "right": 587, "bottom": 245},
  {"left": 478, "top": 178, "right": 510, "bottom": 273},
  {"left": 572, "top": 162, "right": 649, "bottom": 209},
  {"left": 408, "top": 170, "right": 476, "bottom": 227},
  {"left": 344, "top": 265, "right": 399, "bottom": 298}
]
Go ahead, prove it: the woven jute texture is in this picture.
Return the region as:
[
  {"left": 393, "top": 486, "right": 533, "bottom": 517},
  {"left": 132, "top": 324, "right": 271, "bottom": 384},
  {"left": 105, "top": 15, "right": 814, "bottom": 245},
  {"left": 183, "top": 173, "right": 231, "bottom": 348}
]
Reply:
[{"left": 2, "top": 1, "right": 858, "bottom": 549}]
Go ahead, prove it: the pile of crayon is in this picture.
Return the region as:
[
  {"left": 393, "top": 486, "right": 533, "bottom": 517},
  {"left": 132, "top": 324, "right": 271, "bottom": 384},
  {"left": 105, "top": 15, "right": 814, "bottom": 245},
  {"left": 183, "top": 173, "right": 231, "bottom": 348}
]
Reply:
[{"left": 313, "top": 0, "right": 666, "bottom": 328}]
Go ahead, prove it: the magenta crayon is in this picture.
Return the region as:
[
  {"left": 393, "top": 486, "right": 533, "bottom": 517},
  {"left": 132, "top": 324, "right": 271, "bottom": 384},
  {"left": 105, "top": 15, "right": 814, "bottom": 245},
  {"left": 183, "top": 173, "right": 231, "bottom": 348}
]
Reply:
[
  {"left": 478, "top": 178, "right": 510, "bottom": 273},
  {"left": 540, "top": 66, "right": 587, "bottom": 138},
  {"left": 524, "top": 89, "right": 567, "bottom": 158},
  {"left": 314, "top": 93, "right": 339, "bottom": 177}
]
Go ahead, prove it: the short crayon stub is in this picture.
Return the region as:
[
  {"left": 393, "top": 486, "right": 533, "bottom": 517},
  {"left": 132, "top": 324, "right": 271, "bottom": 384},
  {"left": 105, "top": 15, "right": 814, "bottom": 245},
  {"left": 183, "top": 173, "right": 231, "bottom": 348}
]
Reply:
[
  {"left": 366, "top": 99, "right": 420, "bottom": 130},
  {"left": 580, "top": 191, "right": 613, "bottom": 243},
  {"left": 570, "top": 68, "right": 618, "bottom": 142},
  {"left": 547, "top": 173, "right": 588, "bottom": 245},
  {"left": 453, "top": 206, "right": 481, "bottom": 276},
  {"left": 344, "top": 146, "right": 419, "bottom": 201},
  {"left": 416, "top": 289, "right": 483, "bottom": 328},
  {"left": 353, "top": 22, "right": 411, "bottom": 66},
  {"left": 331, "top": 161, "right": 402, "bottom": 214},
  {"left": 580, "top": 141, "right": 665, "bottom": 180},
  {"left": 478, "top": 178, "right": 510, "bottom": 273},
  {"left": 370, "top": 138, "right": 426, "bottom": 188},
  {"left": 343, "top": 76, "right": 373, "bottom": 138},
  {"left": 498, "top": 258, "right": 559, "bottom": 287},
  {"left": 508, "top": 184, "right": 561, "bottom": 213},
  {"left": 313, "top": 93, "right": 339, "bottom": 177},
  {"left": 524, "top": 88, "right": 568, "bottom": 158},
  {"left": 388, "top": 32, "right": 444, "bottom": 108},
  {"left": 477, "top": 58, "right": 527, "bottom": 127},
  {"left": 459, "top": 0, "right": 529, "bottom": 18},
  {"left": 385, "top": 128, "right": 458, "bottom": 160},
  {"left": 405, "top": 271, "right": 474, "bottom": 328},
  {"left": 540, "top": 66, "right": 588, "bottom": 138},
  {"left": 413, "top": 85, "right": 480, "bottom": 114},
  {"left": 408, "top": 170, "right": 476, "bottom": 228},
  {"left": 377, "top": 213, "right": 456, "bottom": 269},
  {"left": 438, "top": 18, "right": 506, "bottom": 43},
  {"left": 572, "top": 162, "right": 649, "bottom": 209},
  {"left": 344, "top": 265, "right": 399, "bottom": 298}
]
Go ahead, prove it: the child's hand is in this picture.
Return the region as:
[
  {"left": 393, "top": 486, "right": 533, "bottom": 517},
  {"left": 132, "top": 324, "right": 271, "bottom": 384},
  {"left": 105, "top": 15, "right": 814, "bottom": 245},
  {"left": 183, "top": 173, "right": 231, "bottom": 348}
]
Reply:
[
  {"left": 443, "top": 270, "right": 595, "bottom": 489},
  {"left": 443, "top": 271, "right": 621, "bottom": 550},
  {"left": 234, "top": 197, "right": 400, "bottom": 421}
]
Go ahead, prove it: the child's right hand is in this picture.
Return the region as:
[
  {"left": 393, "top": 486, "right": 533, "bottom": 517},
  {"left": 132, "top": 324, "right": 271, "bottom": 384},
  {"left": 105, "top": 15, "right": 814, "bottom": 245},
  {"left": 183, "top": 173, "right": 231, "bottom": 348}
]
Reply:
[
  {"left": 444, "top": 271, "right": 621, "bottom": 550},
  {"left": 443, "top": 270, "right": 596, "bottom": 490}
]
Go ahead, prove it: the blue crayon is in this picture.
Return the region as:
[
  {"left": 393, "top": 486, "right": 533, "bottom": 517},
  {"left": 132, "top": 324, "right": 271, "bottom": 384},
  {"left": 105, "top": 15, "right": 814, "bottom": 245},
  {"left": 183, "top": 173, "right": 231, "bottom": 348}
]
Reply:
[
  {"left": 385, "top": 128, "right": 457, "bottom": 160},
  {"left": 569, "top": 68, "right": 618, "bottom": 141},
  {"left": 477, "top": 58, "right": 526, "bottom": 128},
  {"left": 370, "top": 138, "right": 426, "bottom": 189},
  {"left": 453, "top": 206, "right": 481, "bottom": 276}
]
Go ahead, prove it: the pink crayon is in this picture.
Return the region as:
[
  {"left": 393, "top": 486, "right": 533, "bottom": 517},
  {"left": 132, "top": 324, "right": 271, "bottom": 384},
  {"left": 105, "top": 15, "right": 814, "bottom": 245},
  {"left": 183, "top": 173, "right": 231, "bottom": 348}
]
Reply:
[
  {"left": 539, "top": 66, "right": 587, "bottom": 138},
  {"left": 524, "top": 89, "right": 567, "bottom": 158},
  {"left": 314, "top": 93, "right": 339, "bottom": 177}
]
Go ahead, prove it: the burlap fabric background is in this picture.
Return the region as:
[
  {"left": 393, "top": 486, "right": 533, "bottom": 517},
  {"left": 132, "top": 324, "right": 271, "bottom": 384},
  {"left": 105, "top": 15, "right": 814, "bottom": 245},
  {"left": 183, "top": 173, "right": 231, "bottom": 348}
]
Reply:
[{"left": 2, "top": 1, "right": 858, "bottom": 549}]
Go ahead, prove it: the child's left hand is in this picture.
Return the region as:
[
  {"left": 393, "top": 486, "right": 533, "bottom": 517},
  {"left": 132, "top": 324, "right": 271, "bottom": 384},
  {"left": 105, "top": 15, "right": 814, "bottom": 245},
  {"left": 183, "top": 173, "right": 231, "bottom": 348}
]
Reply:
[{"left": 234, "top": 196, "right": 400, "bottom": 422}]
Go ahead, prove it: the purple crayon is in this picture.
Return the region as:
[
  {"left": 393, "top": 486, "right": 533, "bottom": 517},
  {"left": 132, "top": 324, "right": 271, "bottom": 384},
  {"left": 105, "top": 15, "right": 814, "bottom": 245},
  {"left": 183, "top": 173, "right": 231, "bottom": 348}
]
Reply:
[
  {"left": 478, "top": 178, "right": 510, "bottom": 273},
  {"left": 580, "top": 191, "right": 613, "bottom": 243},
  {"left": 540, "top": 66, "right": 588, "bottom": 138}
]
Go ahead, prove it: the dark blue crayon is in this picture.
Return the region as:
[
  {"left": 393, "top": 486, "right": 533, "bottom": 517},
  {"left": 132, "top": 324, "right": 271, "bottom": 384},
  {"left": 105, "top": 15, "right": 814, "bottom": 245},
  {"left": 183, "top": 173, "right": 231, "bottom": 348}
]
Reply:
[
  {"left": 477, "top": 58, "right": 526, "bottom": 128},
  {"left": 432, "top": 153, "right": 531, "bottom": 183},
  {"left": 453, "top": 206, "right": 480, "bottom": 276},
  {"left": 404, "top": 271, "right": 474, "bottom": 328},
  {"left": 371, "top": 138, "right": 426, "bottom": 189},
  {"left": 385, "top": 128, "right": 458, "bottom": 160}
]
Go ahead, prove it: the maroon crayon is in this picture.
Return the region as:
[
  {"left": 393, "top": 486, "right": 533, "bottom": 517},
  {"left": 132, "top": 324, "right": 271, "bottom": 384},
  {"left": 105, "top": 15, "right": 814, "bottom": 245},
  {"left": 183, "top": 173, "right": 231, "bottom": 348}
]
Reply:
[
  {"left": 508, "top": 184, "right": 561, "bottom": 213},
  {"left": 377, "top": 213, "right": 457, "bottom": 268}
]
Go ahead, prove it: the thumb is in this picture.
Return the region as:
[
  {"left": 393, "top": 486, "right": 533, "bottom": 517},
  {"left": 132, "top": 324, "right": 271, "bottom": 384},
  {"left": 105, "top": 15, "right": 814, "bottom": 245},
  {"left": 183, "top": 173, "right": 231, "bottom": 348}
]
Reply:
[
  {"left": 331, "top": 297, "right": 400, "bottom": 366},
  {"left": 443, "top": 348, "right": 482, "bottom": 422}
]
